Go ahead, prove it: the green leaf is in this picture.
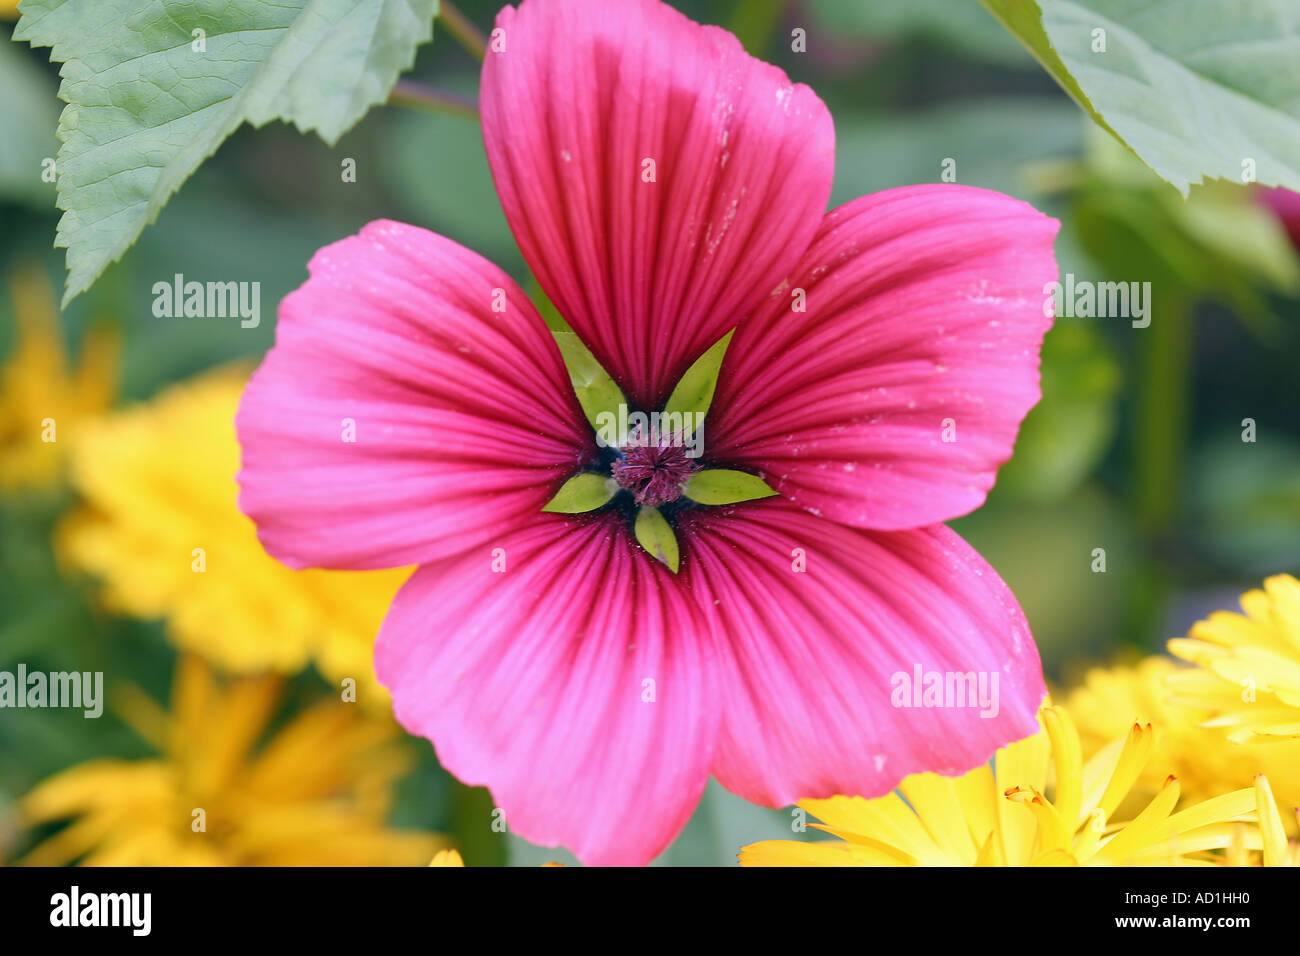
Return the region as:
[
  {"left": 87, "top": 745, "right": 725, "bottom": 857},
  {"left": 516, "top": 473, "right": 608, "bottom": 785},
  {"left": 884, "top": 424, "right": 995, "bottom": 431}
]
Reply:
[
  {"left": 979, "top": 1, "right": 1110, "bottom": 130},
  {"left": 982, "top": 0, "right": 1300, "bottom": 194},
  {"left": 634, "top": 506, "right": 679, "bottom": 573},
  {"left": 16, "top": 0, "right": 439, "bottom": 305},
  {"left": 1071, "top": 132, "right": 1300, "bottom": 335},
  {"left": 541, "top": 472, "right": 617, "bottom": 514},
  {"left": 662, "top": 330, "right": 733, "bottom": 423},
  {"left": 683, "top": 469, "right": 777, "bottom": 506}
]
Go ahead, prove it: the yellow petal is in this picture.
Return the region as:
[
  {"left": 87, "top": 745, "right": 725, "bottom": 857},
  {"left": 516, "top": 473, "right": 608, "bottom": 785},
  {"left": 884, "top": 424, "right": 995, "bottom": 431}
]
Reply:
[
  {"left": 1095, "top": 776, "right": 1180, "bottom": 864},
  {"left": 1097, "top": 723, "right": 1154, "bottom": 821},
  {"left": 1043, "top": 706, "right": 1083, "bottom": 830},
  {"left": 900, "top": 772, "right": 978, "bottom": 864},
  {"left": 1007, "top": 785, "right": 1071, "bottom": 853},
  {"left": 1256, "top": 776, "right": 1292, "bottom": 867},
  {"left": 799, "top": 794, "right": 944, "bottom": 865}
]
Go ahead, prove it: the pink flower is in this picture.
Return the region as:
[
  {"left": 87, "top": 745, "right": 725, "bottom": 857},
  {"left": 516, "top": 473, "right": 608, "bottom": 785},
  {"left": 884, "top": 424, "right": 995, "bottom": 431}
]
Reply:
[
  {"left": 1259, "top": 185, "right": 1300, "bottom": 248},
  {"left": 236, "top": 0, "right": 1058, "bottom": 865}
]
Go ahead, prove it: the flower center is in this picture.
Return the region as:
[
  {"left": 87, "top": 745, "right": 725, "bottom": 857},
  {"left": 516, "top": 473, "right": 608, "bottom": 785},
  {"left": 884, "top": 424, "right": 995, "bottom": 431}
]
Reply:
[{"left": 610, "top": 433, "right": 699, "bottom": 508}]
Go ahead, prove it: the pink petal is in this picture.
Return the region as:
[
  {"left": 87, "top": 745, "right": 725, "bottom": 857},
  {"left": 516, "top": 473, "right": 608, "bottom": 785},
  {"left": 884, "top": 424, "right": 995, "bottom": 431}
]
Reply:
[
  {"left": 236, "top": 220, "right": 593, "bottom": 570},
  {"left": 1258, "top": 185, "right": 1300, "bottom": 246},
  {"left": 677, "top": 498, "right": 1045, "bottom": 807},
  {"left": 481, "top": 0, "right": 835, "bottom": 409},
  {"left": 706, "top": 185, "right": 1059, "bottom": 530},
  {"left": 374, "top": 511, "right": 720, "bottom": 866}
]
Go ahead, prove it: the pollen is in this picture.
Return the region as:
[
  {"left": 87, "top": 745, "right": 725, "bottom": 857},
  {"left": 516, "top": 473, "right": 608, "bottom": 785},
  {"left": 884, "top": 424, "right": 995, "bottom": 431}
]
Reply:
[{"left": 610, "top": 428, "right": 699, "bottom": 507}]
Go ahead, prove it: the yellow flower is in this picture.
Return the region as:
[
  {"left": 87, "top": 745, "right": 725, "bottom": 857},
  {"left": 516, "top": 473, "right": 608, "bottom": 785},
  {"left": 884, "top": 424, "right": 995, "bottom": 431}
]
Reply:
[
  {"left": 0, "top": 264, "right": 117, "bottom": 493},
  {"left": 1064, "top": 655, "right": 1300, "bottom": 830},
  {"left": 57, "top": 365, "right": 409, "bottom": 702},
  {"left": 740, "top": 705, "right": 1267, "bottom": 866},
  {"left": 19, "top": 657, "right": 442, "bottom": 866},
  {"left": 1168, "top": 574, "right": 1300, "bottom": 741},
  {"left": 1, "top": 1, "right": 20, "bottom": 21},
  {"left": 1251, "top": 776, "right": 1299, "bottom": 867}
]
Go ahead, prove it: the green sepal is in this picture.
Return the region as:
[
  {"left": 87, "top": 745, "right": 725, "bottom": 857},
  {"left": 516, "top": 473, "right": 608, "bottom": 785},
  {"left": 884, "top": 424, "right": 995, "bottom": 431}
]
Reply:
[
  {"left": 541, "top": 473, "right": 618, "bottom": 513},
  {"left": 662, "top": 330, "right": 734, "bottom": 425},
  {"left": 634, "top": 506, "right": 680, "bottom": 573},
  {"left": 683, "top": 469, "right": 778, "bottom": 506},
  {"left": 530, "top": 281, "right": 629, "bottom": 430}
]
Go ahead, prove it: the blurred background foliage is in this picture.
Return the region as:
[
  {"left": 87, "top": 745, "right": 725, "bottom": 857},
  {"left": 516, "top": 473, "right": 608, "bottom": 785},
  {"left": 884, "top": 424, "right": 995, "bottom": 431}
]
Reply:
[{"left": 2, "top": 0, "right": 1298, "bottom": 866}]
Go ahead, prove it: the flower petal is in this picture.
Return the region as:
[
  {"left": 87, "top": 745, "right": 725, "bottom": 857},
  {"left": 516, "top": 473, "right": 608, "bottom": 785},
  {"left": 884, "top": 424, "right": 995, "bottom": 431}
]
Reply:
[
  {"left": 481, "top": 0, "right": 835, "bottom": 409},
  {"left": 374, "top": 512, "right": 719, "bottom": 866},
  {"left": 706, "top": 185, "right": 1059, "bottom": 530},
  {"left": 236, "top": 220, "right": 592, "bottom": 570},
  {"left": 676, "top": 498, "right": 1046, "bottom": 807}
]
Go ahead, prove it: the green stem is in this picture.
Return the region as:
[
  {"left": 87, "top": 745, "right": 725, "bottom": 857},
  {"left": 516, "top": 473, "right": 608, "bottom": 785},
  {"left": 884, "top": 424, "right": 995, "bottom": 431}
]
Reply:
[
  {"left": 1130, "top": 296, "right": 1193, "bottom": 645},
  {"left": 1135, "top": 297, "right": 1191, "bottom": 535},
  {"left": 439, "top": 1, "right": 487, "bottom": 61},
  {"left": 387, "top": 80, "right": 478, "bottom": 120}
]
